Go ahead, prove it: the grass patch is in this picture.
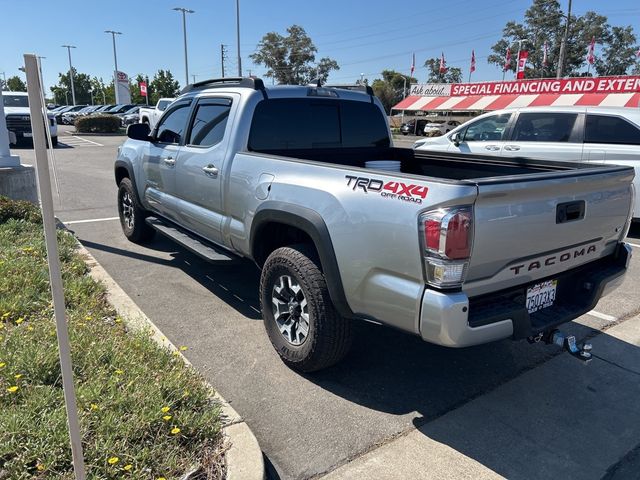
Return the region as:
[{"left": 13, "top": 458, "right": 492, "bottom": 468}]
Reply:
[{"left": 0, "top": 198, "right": 224, "bottom": 479}]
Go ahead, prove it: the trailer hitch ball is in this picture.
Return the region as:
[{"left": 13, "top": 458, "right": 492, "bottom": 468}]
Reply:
[{"left": 537, "top": 329, "right": 593, "bottom": 363}]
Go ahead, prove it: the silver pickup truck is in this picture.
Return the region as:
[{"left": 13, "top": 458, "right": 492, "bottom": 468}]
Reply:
[{"left": 115, "top": 77, "right": 634, "bottom": 372}]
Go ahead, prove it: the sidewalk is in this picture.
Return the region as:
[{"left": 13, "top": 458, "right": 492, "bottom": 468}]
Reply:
[{"left": 323, "top": 316, "right": 640, "bottom": 480}]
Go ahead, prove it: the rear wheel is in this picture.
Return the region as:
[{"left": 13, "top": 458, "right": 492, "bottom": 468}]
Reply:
[
  {"left": 117, "top": 177, "right": 154, "bottom": 243},
  {"left": 260, "top": 244, "right": 352, "bottom": 372}
]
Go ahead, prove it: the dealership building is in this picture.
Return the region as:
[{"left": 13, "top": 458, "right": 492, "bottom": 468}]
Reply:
[{"left": 392, "top": 76, "right": 640, "bottom": 124}]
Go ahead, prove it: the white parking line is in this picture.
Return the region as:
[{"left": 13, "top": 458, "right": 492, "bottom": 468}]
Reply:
[
  {"left": 587, "top": 310, "right": 617, "bottom": 322},
  {"left": 72, "top": 135, "right": 103, "bottom": 146},
  {"left": 64, "top": 217, "right": 119, "bottom": 225}
]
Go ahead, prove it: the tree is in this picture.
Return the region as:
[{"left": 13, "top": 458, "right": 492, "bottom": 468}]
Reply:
[
  {"left": 371, "top": 70, "right": 417, "bottom": 113},
  {"left": 250, "top": 25, "right": 339, "bottom": 85},
  {"left": 149, "top": 70, "right": 180, "bottom": 104},
  {"left": 424, "top": 59, "right": 462, "bottom": 83},
  {"left": 595, "top": 26, "right": 638, "bottom": 76},
  {"left": 50, "top": 68, "right": 94, "bottom": 105},
  {"left": 6, "top": 76, "right": 27, "bottom": 92},
  {"left": 488, "top": 0, "right": 637, "bottom": 78}
]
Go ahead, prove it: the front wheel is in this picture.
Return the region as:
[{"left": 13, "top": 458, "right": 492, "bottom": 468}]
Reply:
[
  {"left": 117, "top": 177, "right": 155, "bottom": 243},
  {"left": 260, "top": 245, "right": 352, "bottom": 372}
]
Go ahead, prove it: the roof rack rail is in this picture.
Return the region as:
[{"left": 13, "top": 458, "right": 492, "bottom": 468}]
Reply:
[
  {"left": 180, "top": 77, "right": 266, "bottom": 94},
  {"left": 324, "top": 84, "right": 374, "bottom": 96}
]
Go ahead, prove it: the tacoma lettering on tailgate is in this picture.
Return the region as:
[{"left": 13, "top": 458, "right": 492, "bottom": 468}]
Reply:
[{"left": 509, "top": 244, "right": 598, "bottom": 275}]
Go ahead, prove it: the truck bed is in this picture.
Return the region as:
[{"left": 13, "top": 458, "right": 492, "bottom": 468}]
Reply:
[{"left": 251, "top": 147, "right": 618, "bottom": 182}]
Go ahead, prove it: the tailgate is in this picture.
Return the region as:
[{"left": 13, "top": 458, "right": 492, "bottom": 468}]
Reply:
[{"left": 464, "top": 166, "right": 634, "bottom": 297}]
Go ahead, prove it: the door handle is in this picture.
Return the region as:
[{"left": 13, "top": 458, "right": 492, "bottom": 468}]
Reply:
[
  {"left": 504, "top": 145, "right": 521, "bottom": 151},
  {"left": 163, "top": 156, "right": 175, "bottom": 166},
  {"left": 202, "top": 165, "right": 219, "bottom": 177},
  {"left": 484, "top": 145, "right": 500, "bottom": 151}
]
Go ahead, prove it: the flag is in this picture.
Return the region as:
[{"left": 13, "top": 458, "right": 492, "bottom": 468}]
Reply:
[
  {"left": 439, "top": 52, "right": 447, "bottom": 74},
  {"left": 139, "top": 81, "right": 148, "bottom": 97},
  {"left": 410, "top": 53, "right": 415, "bottom": 77},
  {"left": 587, "top": 36, "right": 596, "bottom": 65},
  {"left": 470, "top": 50, "right": 476, "bottom": 73},
  {"left": 516, "top": 50, "right": 529, "bottom": 79},
  {"left": 542, "top": 41, "right": 549, "bottom": 67},
  {"left": 503, "top": 47, "right": 511, "bottom": 71}
]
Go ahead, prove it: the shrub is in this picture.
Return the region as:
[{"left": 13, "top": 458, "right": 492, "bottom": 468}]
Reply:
[
  {"left": 74, "top": 114, "right": 121, "bottom": 133},
  {"left": 0, "top": 196, "right": 41, "bottom": 224}
]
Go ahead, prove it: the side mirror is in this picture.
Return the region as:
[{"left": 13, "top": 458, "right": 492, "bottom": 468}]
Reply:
[
  {"left": 451, "top": 132, "right": 462, "bottom": 147},
  {"left": 127, "top": 123, "right": 151, "bottom": 141}
]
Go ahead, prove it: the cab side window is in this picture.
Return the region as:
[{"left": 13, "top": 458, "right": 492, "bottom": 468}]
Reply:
[
  {"left": 188, "top": 99, "right": 232, "bottom": 147},
  {"left": 461, "top": 114, "right": 512, "bottom": 142},
  {"left": 512, "top": 112, "right": 578, "bottom": 142},
  {"left": 155, "top": 101, "right": 192, "bottom": 144},
  {"left": 585, "top": 115, "right": 640, "bottom": 145}
]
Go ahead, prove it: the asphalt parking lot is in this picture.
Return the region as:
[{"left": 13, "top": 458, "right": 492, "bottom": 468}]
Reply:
[{"left": 12, "top": 127, "right": 640, "bottom": 479}]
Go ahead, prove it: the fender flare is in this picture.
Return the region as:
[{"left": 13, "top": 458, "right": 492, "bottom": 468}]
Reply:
[
  {"left": 114, "top": 159, "right": 143, "bottom": 205},
  {"left": 251, "top": 202, "right": 355, "bottom": 319}
]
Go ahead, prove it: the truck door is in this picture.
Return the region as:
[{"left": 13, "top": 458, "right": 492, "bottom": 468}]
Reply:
[
  {"left": 449, "top": 112, "right": 513, "bottom": 156},
  {"left": 142, "top": 99, "right": 192, "bottom": 220},
  {"left": 173, "top": 95, "right": 237, "bottom": 245},
  {"left": 501, "top": 111, "right": 583, "bottom": 162}
]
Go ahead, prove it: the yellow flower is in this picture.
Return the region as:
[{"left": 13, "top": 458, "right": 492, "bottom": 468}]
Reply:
[
  {"left": 171, "top": 427, "right": 181, "bottom": 435},
  {"left": 7, "top": 386, "right": 19, "bottom": 393},
  {"left": 123, "top": 464, "right": 133, "bottom": 471},
  {"left": 115, "top": 369, "right": 124, "bottom": 375},
  {"left": 157, "top": 477, "right": 167, "bottom": 480},
  {"left": 0, "top": 323, "right": 4, "bottom": 329},
  {"left": 161, "top": 406, "right": 170, "bottom": 413},
  {"left": 107, "top": 456, "right": 119, "bottom": 465},
  {"left": 90, "top": 403, "right": 99, "bottom": 411},
  {"left": 14, "top": 374, "right": 23, "bottom": 379},
  {"left": 36, "top": 463, "right": 45, "bottom": 471},
  {"left": 85, "top": 315, "right": 92, "bottom": 321},
  {"left": 16, "top": 317, "right": 24, "bottom": 324},
  {"left": 162, "top": 415, "right": 172, "bottom": 421},
  {"left": 27, "top": 326, "right": 34, "bottom": 331},
  {"left": 182, "top": 390, "right": 190, "bottom": 398},
  {"left": 172, "top": 350, "right": 180, "bottom": 356},
  {"left": 0, "top": 362, "right": 5, "bottom": 368},
  {"left": 179, "top": 345, "right": 188, "bottom": 351},
  {"left": 115, "top": 317, "right": 122, "bottom": 324},
  {"left": 2, "top": 312, "right": 11, "bottom": 318}
]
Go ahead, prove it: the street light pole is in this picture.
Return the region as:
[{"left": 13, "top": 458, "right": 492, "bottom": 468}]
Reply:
[
  {"left": 236, "top": 0, "right": 242, "bottom": 76},
  {"left": 61, "top": 45, "right": 76, "bottom": 105},
  {"left": 173, "top": 7, "right": 194, "bottom": 86},
  {"left": 556, "top": 0, "right": 573, "bottom": 78},
  {"left": 105, "top": 31, "right": 122, "bottom": 104}
]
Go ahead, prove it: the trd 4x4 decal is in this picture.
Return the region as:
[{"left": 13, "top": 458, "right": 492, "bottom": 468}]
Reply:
[{"left": 345, "top": 175, "right": 428, "bottom": 204}]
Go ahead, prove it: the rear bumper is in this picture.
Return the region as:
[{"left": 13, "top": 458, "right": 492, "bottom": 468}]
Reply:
[{"left": 419, "top": 242, "right": 631, "bottom": 347}]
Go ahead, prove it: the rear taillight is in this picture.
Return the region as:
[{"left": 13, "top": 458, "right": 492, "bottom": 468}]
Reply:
[{"left": 419, "top": 206, "right": 473, "bottom": 288}]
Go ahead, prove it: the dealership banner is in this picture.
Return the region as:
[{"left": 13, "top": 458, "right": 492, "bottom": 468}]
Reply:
[
  {"left": 407, "top": 76, "right": 640, "bottom": 97},
  {"left": 115, "top": 70, "right": 131, "bottom": 104}
]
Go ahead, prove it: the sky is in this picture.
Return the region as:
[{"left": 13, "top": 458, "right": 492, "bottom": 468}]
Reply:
[{"left": 1, "top": 0, "right": 639, "bottom": 96}]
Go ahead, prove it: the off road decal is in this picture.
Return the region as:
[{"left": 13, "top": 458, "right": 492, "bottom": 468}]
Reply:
[{"left": 345, "top": 175, "right": 428, "bottom": 204}]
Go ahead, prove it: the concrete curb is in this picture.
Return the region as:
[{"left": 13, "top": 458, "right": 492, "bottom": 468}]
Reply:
[{"left": 75, "top": 241, "right": 265, "bottom": 480}]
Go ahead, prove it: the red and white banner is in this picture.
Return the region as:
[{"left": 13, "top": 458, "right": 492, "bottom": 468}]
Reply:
[
  {"left": 516, "top": 50, "right": 529, "bottom": 79},
  {"left": 439, "top": 52, "right": 447, "bottom": 74},
  {"left": 139, "top": 81, "right": 148, "bottom": 97},
  {"left": 470, "top": 50, "right": 476, "bottom": 73},
  {"left": 587, "top": 36, "right": 596, "bottom": 65}
]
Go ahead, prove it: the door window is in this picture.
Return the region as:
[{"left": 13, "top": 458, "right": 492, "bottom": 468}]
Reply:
[
  {"left": 461, "top": 114, "right": 511, "bottom": 142},
  {"left": 187, "top": 99, "right": 232, "bottom": 147},
  {"left": 585, "top": 115, "right": 640, "bottom": 145},
  {"left": 512, "top": 112, "right": 578, "bottom": 142},
  {"left": 155, "top": 101, "right": 192, "bottom": 144}
]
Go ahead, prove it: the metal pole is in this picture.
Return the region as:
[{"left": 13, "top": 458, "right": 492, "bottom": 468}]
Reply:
[
  {"left": 105, "top": 31, "right": 122, "bottom": 104},
  {"left": 145, "top": 76, "right": 149, "bottom": 105},
  {"left": 173, "top": 8, "right": 194, "bottom": 86},
  {"left": 221, "top": 44, "right": 226, "bottom": 77},
  {"left": 236, "top": 0, "right": 242, "bottom": 76},
  {"left": 62, "top": 45, "right": 76, "bottom": 105},
  {"left": 24, "top": 53, "right": 87, "bottom": 480},
  {"left": 556, "top": 0, "right": 572, "bottom": 78}
]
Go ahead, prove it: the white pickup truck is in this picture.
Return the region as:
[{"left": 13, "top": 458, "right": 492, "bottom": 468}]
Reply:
[
  {"left": 138, "top": 98, "right": 175, "bottom": 129},
  {"left": 3, "top": 91, "right": 58, "bottom": 146}
]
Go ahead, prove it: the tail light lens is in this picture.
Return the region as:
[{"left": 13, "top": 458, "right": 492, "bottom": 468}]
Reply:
[{"left": 419, "top": 206, "right": 473, "bottom": 288}]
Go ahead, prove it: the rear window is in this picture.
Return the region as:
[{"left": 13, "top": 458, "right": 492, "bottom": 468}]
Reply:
[
  {"left": 512, "top": 112, "right": 578, "bottom": 142},
  {"left": 585, "top": 114, "right": 640, "bottom": 145},
  {"left": 248, "top": 98, "right": 389, "bottom": 151}
]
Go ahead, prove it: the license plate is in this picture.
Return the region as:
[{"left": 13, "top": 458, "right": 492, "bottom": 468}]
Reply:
[
  {"left": 23, "top": 133, "right": 33, "bottom": 138},
  {"left": 526, "top": 280, "right": 557, "bottom": 314}
]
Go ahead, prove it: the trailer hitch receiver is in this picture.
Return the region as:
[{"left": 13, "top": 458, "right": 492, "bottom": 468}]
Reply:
[{"left": 529, "top": 329, "right": 593, "bottom": 363}]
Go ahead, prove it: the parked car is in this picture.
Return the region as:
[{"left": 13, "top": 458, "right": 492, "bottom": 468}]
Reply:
[
  {"left": 2, "top": 91, "right": 58, "bottom": 146},
  {"left": 118, "top": 106, "right": 142, "bottom": 127},
  {"left": 414, "top": 106, "right": 640, "bottom": 219},
  {"left": 138, "top": 98, "right": 175, "bottom": 129},
  {"left": 61, "top": 105, "right": 102, "bottom": 124},
  {"left": 114, "top": 78, "right": 633, "bottom": 372},
  {"left": 400, "top": 119, "right": 429, "bottom": 135},
  {"left": 54, "top": 105, "right": 87, "bottom": 124},
  {"left": 91, "top": 104, "right": 116, "bottom": 114},
  {"left": 104, "top": 104, "right": 136, "bottom": 115},
  {"left": 423, "top": 120, "right": 461, "bottom": 135}
]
